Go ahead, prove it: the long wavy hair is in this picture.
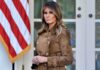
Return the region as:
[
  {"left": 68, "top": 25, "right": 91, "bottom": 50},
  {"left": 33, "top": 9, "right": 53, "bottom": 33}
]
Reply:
[{"left": 38, "top": 1, "right": 66, "bottom": 35}]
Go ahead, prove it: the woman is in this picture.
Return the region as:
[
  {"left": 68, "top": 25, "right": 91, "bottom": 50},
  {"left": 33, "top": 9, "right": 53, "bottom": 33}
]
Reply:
[{"left": 32, "top": 1, "right": 73, "bottom": 70}]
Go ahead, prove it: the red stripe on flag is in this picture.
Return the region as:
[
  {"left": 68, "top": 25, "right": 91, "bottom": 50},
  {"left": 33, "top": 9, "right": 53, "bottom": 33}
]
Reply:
[
  {"left": 0, "top": 1, "right": 27, "bottom": 49},
  {"left": 0, "top": 0, "right": 3, "bottom": 6},
  {"left": 0, "top": 24, "right": 17, "bottom": 57},
  {"left": 12, "top": 0, "right": 30, "bottom": 33}
]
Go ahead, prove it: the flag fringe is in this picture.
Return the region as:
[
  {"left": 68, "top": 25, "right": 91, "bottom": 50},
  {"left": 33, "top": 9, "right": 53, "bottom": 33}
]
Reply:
[{"left": 0, "top": 35, "right": 31, "bottom": 63}]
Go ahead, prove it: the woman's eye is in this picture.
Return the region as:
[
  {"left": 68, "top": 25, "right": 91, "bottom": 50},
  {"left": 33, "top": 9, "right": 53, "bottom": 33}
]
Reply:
[
  {"left": 43, "top": 11, "right": 53, "bottom": 14},
  {"left": 49, "top": 11, "right": 53, "bottom": 14},
  {"left": 44, "top": 12, "right": 47, "bottom": 14}
]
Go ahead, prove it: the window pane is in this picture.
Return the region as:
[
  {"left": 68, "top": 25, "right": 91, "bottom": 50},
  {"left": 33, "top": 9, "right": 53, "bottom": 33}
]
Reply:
[
  {"left": 34, "top": 22, "right": 42, "bottom": 42},
  {"left": 96, "top": 0, "right": 100, "bottom": 19},
  {"left": 65, "top": 22, "right": 76, "bottom": 48},
  {"left": 96, "top": 23, "right": 100, "bottom": 48},
  {"left": 34, "top": 0, "right": 76, "bottom": 19},
  {"left": 57, "top": 0, "right": 76, "bottom": 19},
  {"left": 96, "top": 51, "right": 100, "bottom": 70},
  {"left": 34, "top": 0, "right": 53, "bottom": 18}
]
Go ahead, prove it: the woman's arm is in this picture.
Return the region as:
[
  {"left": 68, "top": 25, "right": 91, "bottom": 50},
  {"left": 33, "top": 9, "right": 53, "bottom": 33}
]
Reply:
[{"left": 47, "top": 28, "right": 73, "bottom": 67}]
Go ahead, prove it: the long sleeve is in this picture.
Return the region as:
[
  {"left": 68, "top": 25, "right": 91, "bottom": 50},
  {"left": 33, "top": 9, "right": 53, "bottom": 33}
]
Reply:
[{"left": 47, "top": 28, "right": 73, "bottom": 67}]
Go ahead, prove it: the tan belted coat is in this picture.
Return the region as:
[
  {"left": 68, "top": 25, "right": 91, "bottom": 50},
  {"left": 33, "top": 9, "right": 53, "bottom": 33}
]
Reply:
[{"left": 35, "top": 25, "right": 73, "bottom": 70}]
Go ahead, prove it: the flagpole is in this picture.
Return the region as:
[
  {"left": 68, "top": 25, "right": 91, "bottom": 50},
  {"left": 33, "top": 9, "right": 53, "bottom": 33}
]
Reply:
[
  {"left": 22, "top": 56, "right": 24, "bottom": 70},
  {"left": 12, "top": 63, "right": 15, "bottom": 70}
]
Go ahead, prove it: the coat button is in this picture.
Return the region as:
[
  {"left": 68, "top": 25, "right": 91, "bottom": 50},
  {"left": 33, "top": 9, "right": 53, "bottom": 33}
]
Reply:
[
  {"left": 48, "top": 41, "right": 50, "bottom": 44},
  {"left": 46, "top": 52, "right": 49, "bottom": 56},
  {"left": 44, "top": 63, "right": 47, "bottom": 66},
  {"left": 37, "top": 41, "right": 39, "bottom": 44}
]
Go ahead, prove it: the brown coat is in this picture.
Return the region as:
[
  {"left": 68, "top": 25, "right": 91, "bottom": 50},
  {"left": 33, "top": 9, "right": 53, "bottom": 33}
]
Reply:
[{"left": 35, "top": 26, "right": 73, "bottom": 70}]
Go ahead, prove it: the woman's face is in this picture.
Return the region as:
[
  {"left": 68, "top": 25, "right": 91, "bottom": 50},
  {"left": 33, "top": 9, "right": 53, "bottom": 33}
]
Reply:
[{"left": 43, "top": 7, "right": 57, "bottom": 25}]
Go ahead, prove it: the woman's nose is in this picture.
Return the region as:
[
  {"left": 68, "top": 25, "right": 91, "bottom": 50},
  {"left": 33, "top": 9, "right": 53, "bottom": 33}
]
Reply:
[{"left": 46, "top": 13, "right": 50, "bottom": 17}]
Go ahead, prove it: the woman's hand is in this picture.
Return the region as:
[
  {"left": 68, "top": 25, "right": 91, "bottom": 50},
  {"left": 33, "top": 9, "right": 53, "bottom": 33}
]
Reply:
[{"left": 32, "top": 56, "right": 47, "bottom": 64}]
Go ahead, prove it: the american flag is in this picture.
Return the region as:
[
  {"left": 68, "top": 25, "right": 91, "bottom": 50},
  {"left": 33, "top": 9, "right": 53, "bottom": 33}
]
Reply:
[{"left": 0, "top": 0, "right": 31, "bottom": 63}]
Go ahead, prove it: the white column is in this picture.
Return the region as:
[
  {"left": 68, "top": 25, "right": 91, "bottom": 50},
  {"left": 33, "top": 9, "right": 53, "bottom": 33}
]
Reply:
[
  {"left": 86, "top": 0, "right": 95, "bottom": 70},
  {"left": 76, "top": 0, "right": 87, "bottom": 70}
]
